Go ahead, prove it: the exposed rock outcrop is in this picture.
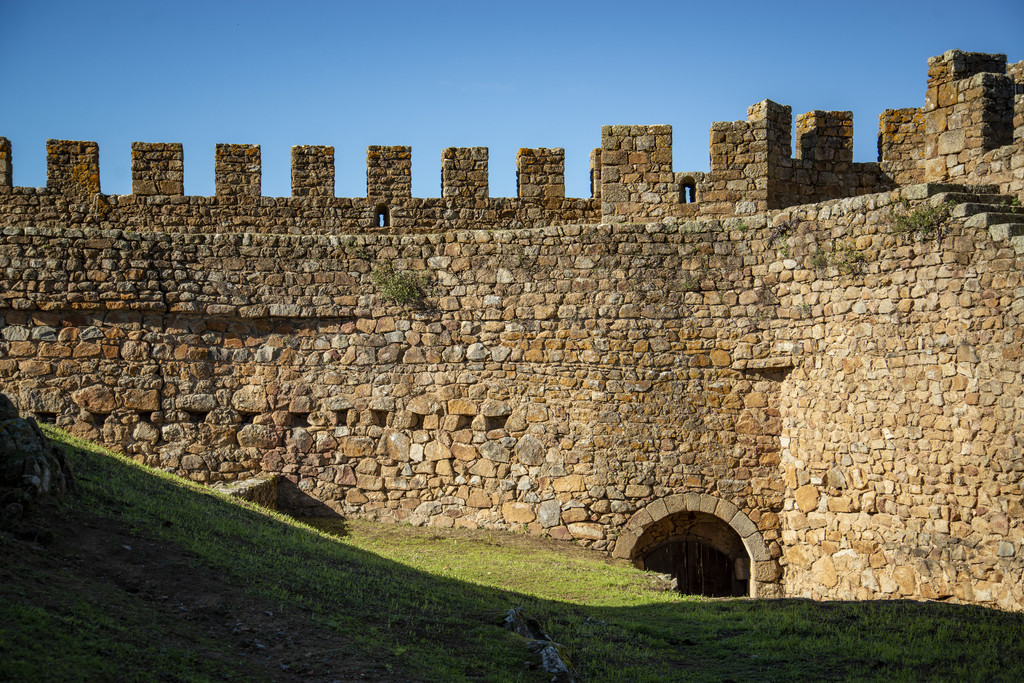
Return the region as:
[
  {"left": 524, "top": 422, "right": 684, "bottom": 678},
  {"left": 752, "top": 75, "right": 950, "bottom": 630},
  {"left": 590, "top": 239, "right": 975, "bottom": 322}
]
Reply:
[{"left": 0, "top": 393, "right": 75, "bottom": 524}]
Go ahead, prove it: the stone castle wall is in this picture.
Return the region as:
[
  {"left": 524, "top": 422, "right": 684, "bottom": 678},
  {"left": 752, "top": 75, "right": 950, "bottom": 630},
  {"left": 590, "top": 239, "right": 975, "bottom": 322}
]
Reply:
[
  {"left": 3, "top": 179, "right": 1024, "bottom": 606},
  {"left": 1, "top": 50, "right": 1024, "bottom": 608}
]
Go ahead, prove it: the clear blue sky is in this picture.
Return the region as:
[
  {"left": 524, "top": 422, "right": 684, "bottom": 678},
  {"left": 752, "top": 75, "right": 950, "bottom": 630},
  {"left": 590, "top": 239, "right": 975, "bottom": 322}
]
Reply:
[{"left": 3, "top": 0, "right": 1021, "bottom": 199}]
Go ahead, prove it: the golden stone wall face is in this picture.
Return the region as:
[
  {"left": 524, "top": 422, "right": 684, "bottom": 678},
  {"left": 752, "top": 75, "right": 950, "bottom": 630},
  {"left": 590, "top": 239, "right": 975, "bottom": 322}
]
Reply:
[
  {"left": 3, "top": 177, "right": 1024, "bottom": 609},
  {"left": 1, "top": 49, "right": 1024, "bottom": 609},
  {"left": 0, "top": 220, "right": 790, "bottom": 563},
  {"left": 768, "top": 186, "right": 1024, "bottom": 610}
]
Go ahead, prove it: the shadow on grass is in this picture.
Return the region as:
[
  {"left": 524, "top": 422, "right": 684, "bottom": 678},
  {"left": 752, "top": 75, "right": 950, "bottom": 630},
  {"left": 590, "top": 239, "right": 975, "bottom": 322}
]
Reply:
[{"left": 5, "top": 427, "right": 1024, "bottom": 682}]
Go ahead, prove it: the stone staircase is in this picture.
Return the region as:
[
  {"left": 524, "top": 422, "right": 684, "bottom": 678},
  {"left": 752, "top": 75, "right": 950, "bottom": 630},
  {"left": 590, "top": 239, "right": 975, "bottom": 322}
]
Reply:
[{"left": 920, "top": 183, "right": 1024, "bottom": 253}]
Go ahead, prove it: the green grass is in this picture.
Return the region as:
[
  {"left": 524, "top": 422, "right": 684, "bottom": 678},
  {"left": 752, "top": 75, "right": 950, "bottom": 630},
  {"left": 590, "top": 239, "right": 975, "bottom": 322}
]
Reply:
[
  {"left": 3, "top": 427, "right": 1024, "bottom": 681},
  {"left": 1, "top": 590, "right": 244, "bottom": 682},
  {"left": 0, "top": 521, "right": 254, "bottom": 683}
]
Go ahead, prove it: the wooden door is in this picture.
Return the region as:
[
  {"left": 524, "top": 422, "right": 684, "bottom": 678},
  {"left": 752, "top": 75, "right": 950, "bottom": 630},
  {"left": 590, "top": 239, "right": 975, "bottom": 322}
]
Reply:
[{"left": 644, "top": 539, "right": 736, "bottom": 597}]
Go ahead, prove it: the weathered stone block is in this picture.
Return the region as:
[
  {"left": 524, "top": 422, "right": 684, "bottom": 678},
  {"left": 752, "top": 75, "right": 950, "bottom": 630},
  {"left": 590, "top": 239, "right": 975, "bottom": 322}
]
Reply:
[
  {"left": 22, "top": 388, "right": 64, "bottom": 414},
  {"left": 467, "top": 489, "right": 491, "bottom": 508},
  {"left": 625, "top": 484, "right": 652, "bottom": 498},
  {"left": 625, "top": 508, "right": 653, "bottom": 532},
  {"left": 447, "top": 399, "right": 477, "bottom": 416},
  {"left": 357, "top": 474, "right": 383, "bottom": 491},
  {"left": 811, "top": 555, "right": 838, "bottom": 588},
  {"left": 236, "top": 424, "right": 279, "bottom": 449},
  {"left": 123, "top": 389, "right": 160, "bottom": 412},
  {"left": 663, "top": 494, "right": 686, "bottom": 515},
  {"left": 343, "top": 437, "right": 375, "bottom": 459},
  {"left": 567, "top": 523, "right": 603, "bottom": 540},
  {"left": 72, "top": 385, "right": 116, "bottom": 413},
  {"left": 794, "top": 485, "right": 819, "bottom": 513},
  {"left": 715, "top": 498, "right": 739, "bottom": 522},
  {"left": 646, "top": 498, "right": 668, "bottom": 521},
  {"left": 729, "top": 511, "right": 758, "bottom": 539},
  {"left": 538, "top": 499, "right": 561, "bottom": 528},
  {"left": 424, "top": 441, "right": 451, "bottom": 461},
  {"left": 752, "top": 560, "right": 782, "bottom": 582},
  {"left": 451, "top": 443, "right": 478, "bottom": 461},
  {"left": 515, "top": 435, "right": 544, "bottom": 466},
  {"left": 481, "top": 400, "right": 511, "bottom": 417},
  {"left": 385, "top": 432, "right": 410, "bottom": 460},
  {"left": 232, "top": 386, "right": 268, "bottom": 414},
  {"left": 553, "top": 475, "right": 586, "bottom": 492},
  {"left": 480, "top": 441, "right": 509, "bottom": 463},
  {"left": 502, "top": 502, "right": 535, "bottom": 524},
  {"left": 178, "top": 394, "right": 217, "bottom": 413}
]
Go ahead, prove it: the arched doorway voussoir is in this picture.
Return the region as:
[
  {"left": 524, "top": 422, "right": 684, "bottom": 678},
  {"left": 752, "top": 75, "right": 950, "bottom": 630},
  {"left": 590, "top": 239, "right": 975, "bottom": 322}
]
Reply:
[{"left": 612, "top": 493, "right": 778, "bottom": 598}]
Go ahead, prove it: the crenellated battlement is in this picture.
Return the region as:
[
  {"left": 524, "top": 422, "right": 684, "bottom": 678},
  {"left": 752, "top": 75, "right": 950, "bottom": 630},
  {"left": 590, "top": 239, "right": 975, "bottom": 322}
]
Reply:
[
  {"left": 441, "top": 147, "right": 489, "bottom": 200},
  {"left": 46, "top": 139, "right": 101, "bottom": 196},
  {"left": 290, "top": 145, "right": 335, "bottom": 198},
  {"left": 516, "top": 147, "right": 565, "bottom": 201},
  {"left": 0, "top": 49, "right": 1020, "bottom": 234},
  {"left": 881, "top": 49, "right": 1022, "bottom": 186},
  {"left": 132, "top": 142, "right": 184, "bottom": 196},
  {"left": 0, "top": 137, "right": 11, "bottom": 189},
  {"left": 215, "top": 144, "right": 261, "bottom": 197},
  {"left": 367, "top": 145, "right": 412, "bottom": 200},
  {"left": 795, "top": 110, "right": 853, "bottom": 163}
]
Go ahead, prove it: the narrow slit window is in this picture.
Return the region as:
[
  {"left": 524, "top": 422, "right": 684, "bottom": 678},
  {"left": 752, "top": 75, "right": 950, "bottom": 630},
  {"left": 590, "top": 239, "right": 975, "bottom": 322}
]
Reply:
[
  {"left": 375, "top": 204, "right": 390, "bottom": 228},
  {"left": 680, "top": 177, "right": 697, "bottom": 204}
]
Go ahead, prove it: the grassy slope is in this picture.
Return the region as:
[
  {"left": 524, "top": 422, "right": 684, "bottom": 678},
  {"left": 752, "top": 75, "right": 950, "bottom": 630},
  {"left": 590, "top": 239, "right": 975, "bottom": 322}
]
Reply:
[{"left": 2, "top": 427, "right": 1023, "bottom": 681}]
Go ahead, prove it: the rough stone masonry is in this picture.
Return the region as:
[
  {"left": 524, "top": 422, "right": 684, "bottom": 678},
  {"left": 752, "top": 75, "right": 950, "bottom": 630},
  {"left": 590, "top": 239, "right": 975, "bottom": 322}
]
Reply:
[{"left": 0, "top": 50, "right": 1023, "bottom": 607}]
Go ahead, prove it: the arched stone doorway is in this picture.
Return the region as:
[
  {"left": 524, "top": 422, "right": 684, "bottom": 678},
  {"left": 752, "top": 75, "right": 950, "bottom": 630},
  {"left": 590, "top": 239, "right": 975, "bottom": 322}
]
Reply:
[
  {"left": 612, "top": 493, "right": 781, "bottom": 598},
  {"left": 635, "top": 510, "right": 749, "bottom": 596}
]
